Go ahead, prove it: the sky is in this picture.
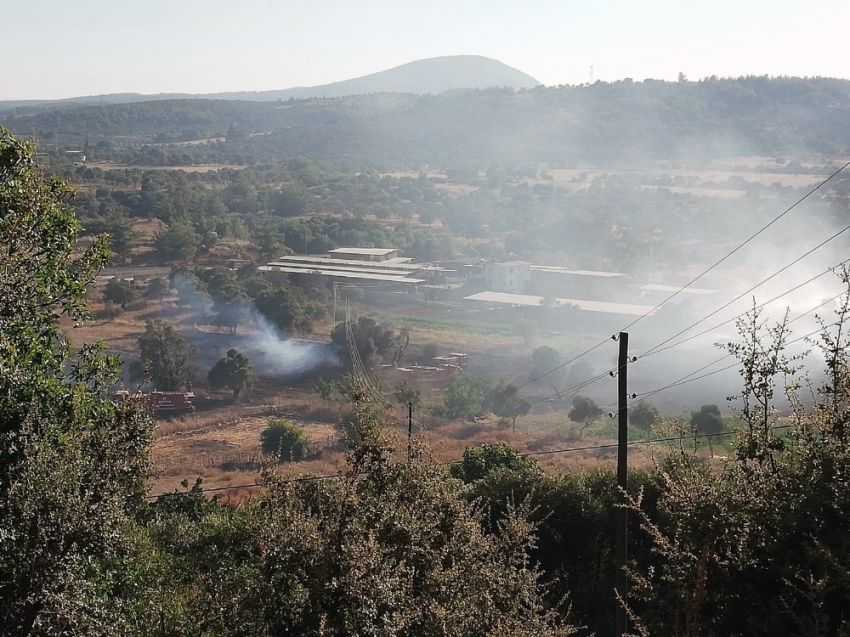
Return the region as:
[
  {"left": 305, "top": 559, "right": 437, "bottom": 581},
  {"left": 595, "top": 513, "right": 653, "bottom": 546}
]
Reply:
[{"left": 3, "top": 0, "right": 850, "bottom": 100}]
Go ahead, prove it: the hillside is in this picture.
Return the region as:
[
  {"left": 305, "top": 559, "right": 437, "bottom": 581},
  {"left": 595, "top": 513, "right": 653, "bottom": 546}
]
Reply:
[
  {"left": 5, "top": 76, "right": 850, "bottom": 168},
  {"left": 0, "top": 55, "right": 539, "bottom": 111}
]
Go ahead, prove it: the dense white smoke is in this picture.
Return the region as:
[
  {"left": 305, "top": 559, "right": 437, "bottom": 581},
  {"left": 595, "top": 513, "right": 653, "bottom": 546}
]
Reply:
[{"left": 171, "top": 275, "right": 339, "bottom": 378}]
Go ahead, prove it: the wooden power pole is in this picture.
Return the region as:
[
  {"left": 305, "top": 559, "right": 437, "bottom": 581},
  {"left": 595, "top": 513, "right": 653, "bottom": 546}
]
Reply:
[
  {"left": 615, "top": 331, "right": 629, "bottom": 636},
  {"left": 407, "top": 402, "right": 414, "bottom": 462}
]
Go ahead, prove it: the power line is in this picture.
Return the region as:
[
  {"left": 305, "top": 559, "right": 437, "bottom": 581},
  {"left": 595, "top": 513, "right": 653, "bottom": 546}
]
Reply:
[
  {"left": 640, "top": 230, "right": 850, "bottom": 360},
  {"left": 618, "top": 159, "right": 850, "bottom": 334},
  {"left": 507, "top": 160, "right": 849, "bottom": 402},
  {"left": 633, "top": 322, "right": 828, "bottom": 403},
  {"left": 527, "top": 294, "right": 846, "bottom": 435},
  {"left": 514, "top": 336, "right": 613, "bottom": 390}
]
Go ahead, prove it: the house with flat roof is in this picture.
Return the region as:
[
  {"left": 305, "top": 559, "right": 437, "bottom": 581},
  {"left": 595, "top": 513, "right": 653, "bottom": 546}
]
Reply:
[{"left": 482, "top": 261, "right": 532, "bottom": 292}]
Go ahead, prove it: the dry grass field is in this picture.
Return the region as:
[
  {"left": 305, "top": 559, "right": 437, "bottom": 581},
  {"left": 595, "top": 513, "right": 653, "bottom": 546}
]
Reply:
[
  {"left": 84, "top": 161, "right": 247, "bottom": 173},
  {"left": 148, "top": 396, "right": 664, "bottom": 499},
  {"left": 382, "top": 159, "right": 835, "bottom": 200}
]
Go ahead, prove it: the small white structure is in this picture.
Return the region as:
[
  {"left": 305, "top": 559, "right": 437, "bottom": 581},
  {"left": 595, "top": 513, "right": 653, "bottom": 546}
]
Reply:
[{"left": 482, "top": 261, "right": 532, "bottom": 292}]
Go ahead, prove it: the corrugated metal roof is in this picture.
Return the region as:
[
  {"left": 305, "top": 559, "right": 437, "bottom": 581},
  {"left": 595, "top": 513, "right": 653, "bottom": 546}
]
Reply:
[
  {"left": 260, "top": 265, "right": 424, "bottom": 283},
  {"left": 268, "top": 255, "right": 453, "bottom": 273},
  {"left": 270, "top": 255, "right": 426, "bottom": 271},
  {"left": 530, "top": 266, "right": 628, "bottom": 278},
  {"left": 266, "top": 261, "right": 421, "bottom": 278},
  {"left": 328, "top": 247, "right": 398, "bottom": 256},
  {"left": 463, "top": 291, "right": 656, "bottom": 316},
  {"left": 638, "top": 283, "right": 716, "bottom": 295}
]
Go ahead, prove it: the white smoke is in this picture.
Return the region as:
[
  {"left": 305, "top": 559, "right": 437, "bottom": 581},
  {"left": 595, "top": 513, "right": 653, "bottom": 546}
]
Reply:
[{"left": 171, "top": 274, "right": 339, "bottom": 379}]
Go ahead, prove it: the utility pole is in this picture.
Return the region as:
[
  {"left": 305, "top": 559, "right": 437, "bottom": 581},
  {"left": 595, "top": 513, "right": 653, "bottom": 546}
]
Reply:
[
  {"left": 332, "top": 282, "right": 338, "bottom": 324},
  {"left": 407, "top": 402, "right": 414, "bottom": 462},
  {"left": 615, "top": 331, "right": 629, "bottom": 637}
]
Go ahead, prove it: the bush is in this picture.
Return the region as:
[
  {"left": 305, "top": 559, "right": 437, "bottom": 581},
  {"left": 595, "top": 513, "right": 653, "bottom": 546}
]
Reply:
[
  {"left": 96, "top": 301, "right": 124, "bottom": 320},
  {"left": 260, "top": 418, "right": 310, "bottom": 462}
]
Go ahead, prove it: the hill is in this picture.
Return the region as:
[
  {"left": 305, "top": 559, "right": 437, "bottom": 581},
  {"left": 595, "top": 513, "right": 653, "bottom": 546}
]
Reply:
[
  {"left": 0, "top": 56, "right": 539, "bottom": 111},
  {"left": 209, "top": 55, "right": 540, "bottom": 100}
]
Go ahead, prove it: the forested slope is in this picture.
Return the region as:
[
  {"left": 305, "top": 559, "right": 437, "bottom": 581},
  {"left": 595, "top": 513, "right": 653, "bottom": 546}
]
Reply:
[{"left": 4, "top": 77, "right": 850, "bottom": 166}]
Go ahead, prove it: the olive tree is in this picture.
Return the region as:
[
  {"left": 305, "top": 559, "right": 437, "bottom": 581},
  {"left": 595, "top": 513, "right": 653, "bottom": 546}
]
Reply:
[{"left": 207, "top": 348, "right": 255, "bottom": 399}]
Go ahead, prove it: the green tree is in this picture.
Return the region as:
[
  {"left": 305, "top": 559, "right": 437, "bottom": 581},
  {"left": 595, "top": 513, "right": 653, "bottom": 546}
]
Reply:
[
  {"left": 255, "top": 287, "right": 312, "bottom": 334},
  {"left": 136, "top": 319, "right": 197, "bottom": 390},
  {"left": 443, "top": 373, "right": 495, "bottom": 419},
  {"left": 0, "top": 128, "right": 153, "bottom": 635},
  {"left": 690, "top": 403, "right": 724, "bottom": 457},
  {"left": 315, "top": 377, "right": 339, "bottom": 402},
  {"left": 211, "top": 283, "right": 248, "bottom": 334},
  {"left": 260, "top": 418, "right": 309, "bottom": 461},
  {"left": 330, "top": 316, "right": 397, "bottom": 372},
  {"left": 513, "top": 318, "right": 540, "bottom": 346},
  {"left": 144, "top": 276, "right": 169, "bottom": 303},
  {"left": 690, "top": 404, "right": 724, "bottom": 436},
  {"left": 631, "top": 400, "right": 660, "bottom": 431},
  {"left": 207, "top": 348, "right": 255, "bottom": 399},
  {"left": 492, "top": 382, "right": 532, "bottom": 433},
  {"left": 531, "top": 345, "right": 565, "bottom": 397},
  {"left": 564, "top": 359, "right": 594, "bottom": 392},
  {"left": 629, "top": 305, "right": 850, "bottom": 636},
  {"left": 102, "top": 277, "right": 137, "bottom": 310},
  {"left": 153, "top": 219, "right": 201, "bottom": 263},
  {"left": 252, "top": 217, "right": 287, "bottom": 260},
  {"left": 102, "top": 211, "right": 138, "bottom": 264},
  {"left": 568, "top": 394, "right": 603, "bottom": 439},
  {"left": 270, "top": 185, "right": 309, "bottom": 217},
  {"left": 393, "top": 380, "right": 422, "bottom": 411}
]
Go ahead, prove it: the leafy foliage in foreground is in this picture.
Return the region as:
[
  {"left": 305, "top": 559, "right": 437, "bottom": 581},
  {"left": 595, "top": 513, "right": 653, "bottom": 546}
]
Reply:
[
  {"left": 0, "top": 127, "right": 154, "bottom": 635},
  {"left": 139, "top": 403, "right": 577, "bottom": 636}
]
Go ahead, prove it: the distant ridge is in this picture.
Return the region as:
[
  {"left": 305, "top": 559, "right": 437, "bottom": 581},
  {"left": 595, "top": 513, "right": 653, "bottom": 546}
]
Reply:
[{"left": 0, "top": 56, "right": 540, "bottom": 110}]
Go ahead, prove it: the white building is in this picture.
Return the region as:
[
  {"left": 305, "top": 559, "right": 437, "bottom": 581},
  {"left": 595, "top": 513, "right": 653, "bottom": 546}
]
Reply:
[{"left": 482, "top": 261, "right": 532, "bottom": 292}]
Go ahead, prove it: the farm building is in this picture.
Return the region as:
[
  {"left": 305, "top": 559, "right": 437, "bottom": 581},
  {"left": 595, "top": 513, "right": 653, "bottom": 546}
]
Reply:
[
  {"left": 463, "top": 291, "right": 656, "bottom": 317},
  {"left": 528, "top": 265, "right": 630, "bottom": 297},
  {"left": 482, "top": 261, "right": 533, "bottom": 292},
  {"left": 481, "top": 260, "right": 631, "bottom": 296},
  {"left": 327, "top": 247, "right": 400, "bottom": 262},
  {"left": 260, "top": 249, "right": 451, "bottom": 288}
]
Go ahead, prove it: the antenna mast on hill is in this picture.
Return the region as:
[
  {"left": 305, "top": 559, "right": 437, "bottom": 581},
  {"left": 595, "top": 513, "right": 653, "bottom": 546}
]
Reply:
[{"left": 589, "top": 66, "right": 594, "bottom": 84}]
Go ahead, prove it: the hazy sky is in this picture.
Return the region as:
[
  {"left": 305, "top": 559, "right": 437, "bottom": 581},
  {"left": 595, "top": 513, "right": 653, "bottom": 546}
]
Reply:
[{"left": 4, "top": 0, "right": 849, "bottom": 100}]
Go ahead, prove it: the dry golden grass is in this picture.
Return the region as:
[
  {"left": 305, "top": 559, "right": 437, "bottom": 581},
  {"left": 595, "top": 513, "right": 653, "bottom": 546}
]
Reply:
[{"left": 150, "top": 407, "right": 347, "bottom": 494}]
